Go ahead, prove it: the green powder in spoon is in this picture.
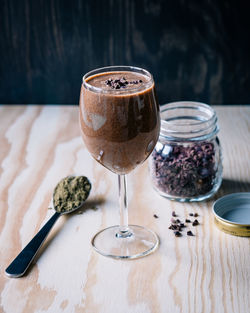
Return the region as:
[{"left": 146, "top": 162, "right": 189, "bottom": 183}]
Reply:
[{"left": 53, "top": 176, "right": 91, "bottom": 213}]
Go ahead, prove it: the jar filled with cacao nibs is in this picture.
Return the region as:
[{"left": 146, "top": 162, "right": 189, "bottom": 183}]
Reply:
[{"left": 149, "top": 101, "right": 222, "bottom": 202}]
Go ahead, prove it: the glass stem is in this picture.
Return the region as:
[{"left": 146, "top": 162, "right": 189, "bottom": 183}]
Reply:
[{"left": 117, "top": 174, "right": 131, "bottom": 238}]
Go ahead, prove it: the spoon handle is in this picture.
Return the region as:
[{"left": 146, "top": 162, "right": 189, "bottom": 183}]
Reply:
[{"left": 5, "top": 211, "right": 61, "bottom": 278}]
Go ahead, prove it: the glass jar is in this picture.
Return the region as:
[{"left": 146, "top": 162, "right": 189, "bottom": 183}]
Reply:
[{"left": 149, "top": 101, "right": 223, "bottom": 202}]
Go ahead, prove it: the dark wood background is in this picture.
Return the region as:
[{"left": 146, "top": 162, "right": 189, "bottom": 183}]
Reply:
[{"left": 0, "top": 0, "right": 249, "bottom": 105}]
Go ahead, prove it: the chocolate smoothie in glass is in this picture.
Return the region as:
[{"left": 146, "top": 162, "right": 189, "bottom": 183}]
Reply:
[{"left": 79, "top": 66, "right": 160, "bottom": 259}]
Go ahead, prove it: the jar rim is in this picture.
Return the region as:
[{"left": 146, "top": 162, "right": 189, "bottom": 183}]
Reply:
[{"left": 160, "top": 101, "right": 219, "bottom": 141}]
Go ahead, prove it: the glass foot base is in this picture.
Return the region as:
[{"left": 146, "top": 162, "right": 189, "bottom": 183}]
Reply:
[{"left": 91, "top": 225, "right": 159, "bottom": 259}]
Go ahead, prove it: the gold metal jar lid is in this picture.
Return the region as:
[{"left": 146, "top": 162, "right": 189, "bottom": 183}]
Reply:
[{"left": 213, "top": 193, "right": 250, "bottom": 237}]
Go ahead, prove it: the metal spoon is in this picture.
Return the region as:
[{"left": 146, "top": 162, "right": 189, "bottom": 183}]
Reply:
[{"left": 5, "top": 176, "right": 91, "bottom": 278}]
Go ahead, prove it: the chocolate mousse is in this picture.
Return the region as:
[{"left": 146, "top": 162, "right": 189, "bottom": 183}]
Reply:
[{"left": 79, "top": 70, "right": 160, "bottom": 174}]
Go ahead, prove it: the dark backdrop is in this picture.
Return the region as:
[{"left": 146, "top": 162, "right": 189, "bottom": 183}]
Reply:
[{"left": 0, "top": 0, "right": 249, "bottom": 105}]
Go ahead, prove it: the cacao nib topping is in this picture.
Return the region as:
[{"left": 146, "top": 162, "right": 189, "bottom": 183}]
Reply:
[
  {"left": 185, "top": 219, "right": 191, "bottom": 223},
  {"left": 153, "top": 214, "right": 159, "bottom": 218},
  {"left": 187, "top": 230, "right": 194, "bottom": 236},
  {"left": 105, "top": 77, "right": 143, "bottom": 89},
  {"left": 172, "top": 211, "right": 177, "bottom": 217},
  {"left": 151, "top": 142, "right": 217, "bottom": 198}
]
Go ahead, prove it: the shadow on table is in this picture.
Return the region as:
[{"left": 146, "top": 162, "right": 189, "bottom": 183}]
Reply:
[
  {"left": 203, "top": 178, "right": 250, "bottom": 209},
  {"left": 215, "top": 178, "right": 250, "bottom": 198},
  {"left": 23, "top": 197, "right": 105, "bottom": 277}
]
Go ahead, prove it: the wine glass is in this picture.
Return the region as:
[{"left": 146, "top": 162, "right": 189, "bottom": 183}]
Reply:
[{"left": 79, "top": 66, "right": 160, "bottom": 259}]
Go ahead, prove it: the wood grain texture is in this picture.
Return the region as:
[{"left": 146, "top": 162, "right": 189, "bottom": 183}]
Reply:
[
  {"left": 0, "top": 0, "right": 250, "bottom": 104},
  {"left": 0, "top": 105, "right": 249, "bottom": 313}
]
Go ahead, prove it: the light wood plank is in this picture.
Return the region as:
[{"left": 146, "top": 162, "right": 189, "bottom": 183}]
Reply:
[{"left": 0, "top": 105, "right": 249, "bottom": 313}]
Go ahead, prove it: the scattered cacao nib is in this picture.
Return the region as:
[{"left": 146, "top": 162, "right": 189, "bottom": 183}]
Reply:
[
  {"left": 192, "top": 219, "right": 199, "bottom": 226},
  {"left": 177, "top": 225, "right": 183, "bottom": 231},
  {"left": 169, "top": 212, "right": 200, "bottom": 237},
  {"left": 169, "top": 224, "right": 176, "bottom": 230},
  {"left": 172, "top": 211, "right": 177, "bottom": 217},
  {"left": 105, "top": 77, "right": 143, "bottom": 89},
  {"left": 174, "top": 231, "right": 182, "bottom": 237},
  {"left": 151, "top": 141, "right": 217, "bottom": 198},
  {"left": 153, "top": 214, "right": 159, "bottom": 218},
  {"left": 194, "top": 213, "right": 199, "bottom": 217}
]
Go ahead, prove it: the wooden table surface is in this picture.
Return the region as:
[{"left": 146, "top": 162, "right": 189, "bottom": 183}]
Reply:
[{"left": 0, "top": 105, "right": 249, "bottom": 313}]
